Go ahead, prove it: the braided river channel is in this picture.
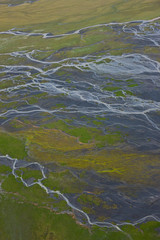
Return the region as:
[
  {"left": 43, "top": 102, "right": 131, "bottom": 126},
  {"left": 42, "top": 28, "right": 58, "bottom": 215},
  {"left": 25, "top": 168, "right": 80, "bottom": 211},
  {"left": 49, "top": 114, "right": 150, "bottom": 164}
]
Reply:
[{"left": 0, "top": 14, "right": 160, "bottom": 238}]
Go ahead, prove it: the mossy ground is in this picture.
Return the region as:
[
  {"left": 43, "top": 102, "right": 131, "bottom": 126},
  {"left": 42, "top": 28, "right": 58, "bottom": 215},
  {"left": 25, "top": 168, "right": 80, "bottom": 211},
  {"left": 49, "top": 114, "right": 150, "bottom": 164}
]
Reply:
[
  {"left": 0, "top": 0, "right": 160, "bottom": 33},
  {"left": 0, "top": 163, "right": 160, "bottom": 240},
  {"left": 0, "top": 131, "right": 27, "bottom": 159},
  {"left": 0, "top": 123, "right": 160, "bottom": 187},
  {"left": 0, "top": 190, "right": 160, "bottom": 240}
]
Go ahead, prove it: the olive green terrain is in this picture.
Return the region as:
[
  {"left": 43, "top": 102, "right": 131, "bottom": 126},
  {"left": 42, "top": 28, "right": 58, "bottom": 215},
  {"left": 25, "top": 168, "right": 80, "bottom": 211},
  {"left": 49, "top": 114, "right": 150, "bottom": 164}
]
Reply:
[
  {"left": 0, "top": 163, "right": 160, "bottom": 240},
  {"left": 0, "top": 0, "right": 159, "bottom": 33}
]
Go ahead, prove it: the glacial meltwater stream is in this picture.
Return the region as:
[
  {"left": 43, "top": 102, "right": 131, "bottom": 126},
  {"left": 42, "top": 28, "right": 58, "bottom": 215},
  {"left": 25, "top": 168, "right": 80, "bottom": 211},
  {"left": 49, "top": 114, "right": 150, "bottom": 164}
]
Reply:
[{"left": 0, "top": 16, "right": 160, "bottom": 237}]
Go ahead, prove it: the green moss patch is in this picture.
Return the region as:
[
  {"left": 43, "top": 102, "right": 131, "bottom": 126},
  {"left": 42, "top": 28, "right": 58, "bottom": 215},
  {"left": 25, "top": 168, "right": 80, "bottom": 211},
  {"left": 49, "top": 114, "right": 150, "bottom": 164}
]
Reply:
[{"left": 0, "top": 132, "right": 27, "bottom": 159}]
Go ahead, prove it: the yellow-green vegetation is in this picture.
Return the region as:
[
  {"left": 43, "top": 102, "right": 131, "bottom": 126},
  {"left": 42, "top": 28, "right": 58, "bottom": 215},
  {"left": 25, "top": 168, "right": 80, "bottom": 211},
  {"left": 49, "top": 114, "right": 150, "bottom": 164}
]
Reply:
[
  {"left": 115, "top": 90, "right": 135, "bottom": 97},
  {"left": 0, "top": 101, "right": 20, "bottom": 111},
  {"left": 121, "top": 221, "right": 160, "bottom": 240},
  {"left": 42, "top": 169, "right": 86, "bottom": 194},
  {"left": 15, "top": 167, "right": 43, "bottom": 181},
  {"left": 0, "top": 19, "right": 157, "bottom": 64},
  {"left": 1, "top": 173, "right": 69, "bottom": 212},
  {"left": 128, "top": 83, "right": 139, "bottom": 88},
  {"left": 0, "top": 164, "right": 160, "bottom": 239},
  {"left": 26, "top": 92, "right": 48, "bottom": 105},
  {"left": 0, "top": 54, "right": 28, "bottom": 66},
  {"left": 102, "top": 81, "right": 136, "bottom": 98},
  {"left": 0, "top": 0, "right": 160, "bottom": 33},
  {"left": 0, "top": 29, "right": 134, "bottom": 60},
  {"left": 42, "top": 119, "right": 124, "bottom": 145},
  {"left": 0, "top": 122, "right": 159, "bottom": 187},
  {"left": 0, "top": 192, "right": 160, "bottom": 240},
  {"left": 0, "top": 79, "right": 14, "bottom": 89},
  {"left": 0, "top": 131, "right": 27, "bottom": 159},
  {"left": 103, "top": 86, "right": 122, "bottom": 91},
  {"left": 0, "top": 76, "right": 26, "bottom": 90},
  {"left": 0, "top": 34, "right": 81, "bottom": 54},
  {"left": 0, "top": 164, "right": 11, "bottom": 174},
  {"left": 78, "top": 193, "right": 117, "bottom": 209},
  {"left": 143, "top": 46, "right": 160, "bottom": 62},
  {"left": 0, "top": 194, "right": 104, "bottom": 240},
  {"left": 24, "top": 126, "right": 93, "bottom": 151},
  {"left": 92, "top": 120, "right": 103, "bottom": 126},
  {"left": 29, "top": 143, "right": 160, "bottom": 187},
  {"left": 0, "top": 0, "right": 159, "bottom": 61}
]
